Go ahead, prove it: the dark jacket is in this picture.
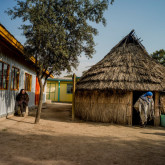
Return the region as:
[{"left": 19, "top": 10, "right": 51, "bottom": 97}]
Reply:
[{"left": 16, "top": 92, "right": 29, "bottom": 106}]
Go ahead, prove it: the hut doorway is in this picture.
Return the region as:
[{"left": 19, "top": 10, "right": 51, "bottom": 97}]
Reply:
[
  {"left": 132, "top": 91, "right": 146, "bottom": 125},
  {"left": 132, "top": 91, "right": 154, "bottom": 126}
]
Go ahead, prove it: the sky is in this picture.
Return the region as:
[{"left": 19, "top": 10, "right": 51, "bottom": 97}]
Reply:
[{"left": 0, "top": 0, "right": 165, "bottom": 77}]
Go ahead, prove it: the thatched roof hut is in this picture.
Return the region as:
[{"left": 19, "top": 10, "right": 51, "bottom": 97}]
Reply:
[{"left": 75, "top": 30, "right": 165, "bottom": 126}]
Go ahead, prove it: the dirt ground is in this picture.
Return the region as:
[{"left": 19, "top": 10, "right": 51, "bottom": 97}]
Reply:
[{"left": 0, "top": 103, "right": 165, "bottom": 165}]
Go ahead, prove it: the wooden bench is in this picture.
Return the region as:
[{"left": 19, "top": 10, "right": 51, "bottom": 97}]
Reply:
[{"left": 17, "top": 106, "right": 29, "bottom": 117}]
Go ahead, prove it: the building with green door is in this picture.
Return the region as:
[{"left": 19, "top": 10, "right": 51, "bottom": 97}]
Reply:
[{"left": 46, "top": 77, "right": 80, "bottom": 103}]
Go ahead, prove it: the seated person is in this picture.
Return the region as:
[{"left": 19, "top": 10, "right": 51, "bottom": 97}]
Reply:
[{"left": 15, "top": 89, "right": 29, "bottom": 117}]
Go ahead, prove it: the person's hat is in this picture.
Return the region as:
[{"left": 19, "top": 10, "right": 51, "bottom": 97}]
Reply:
[{"left": 146, "top": 91, "right": 153, "bottom": 96}]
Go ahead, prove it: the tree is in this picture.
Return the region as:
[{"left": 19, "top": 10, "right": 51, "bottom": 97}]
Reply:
[
  {"left": 151, "top": 49, "right": 165, "bottom": 66},
  {"left": 6, "top": 0, "right": 113, "bottom": 123}
]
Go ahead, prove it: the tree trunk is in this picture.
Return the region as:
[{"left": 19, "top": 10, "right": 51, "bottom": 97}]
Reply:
[{"left": 35, "top": 77, "right": 43, "bottom": 124}]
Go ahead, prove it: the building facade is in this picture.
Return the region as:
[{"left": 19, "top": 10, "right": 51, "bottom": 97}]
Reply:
[
  {"left": 47, "top": 77, "right": 80, "bottom": 103},
  {"left": 0, "top": 24, "right": 49, "bottom": 118}
]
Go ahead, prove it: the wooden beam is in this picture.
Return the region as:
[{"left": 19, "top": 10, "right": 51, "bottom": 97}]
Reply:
[
  {"left": 154, "top": 92, "right": 160, "bottom": 126},
  {"left": 72, "top": 74, "right": 76, "bottom": 121}
]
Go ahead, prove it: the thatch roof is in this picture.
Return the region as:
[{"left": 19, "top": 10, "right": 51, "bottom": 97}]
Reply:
[{"left": 76, "top": 30, "right": 165, "bottom": 91}]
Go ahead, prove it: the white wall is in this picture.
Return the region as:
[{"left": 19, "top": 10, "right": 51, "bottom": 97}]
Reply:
[{"left": 0, "top": 53, "right": 46, "bottom": 117}]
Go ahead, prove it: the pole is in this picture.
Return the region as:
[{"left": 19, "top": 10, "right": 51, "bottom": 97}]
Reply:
[
  {"left": 154, "top": 92, "right": 160, "bottom": 126},
  {"left": 72, "top": 73, "right": 76, "bottom": 121},
  {"left": 58, "top": 81, "right": 60, "bottom": 102}
]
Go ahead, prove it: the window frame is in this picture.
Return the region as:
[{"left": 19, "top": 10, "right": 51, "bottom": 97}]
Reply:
[
  {"left": 10, "top": 66, "right": 20, "bottom": 91},
  {"left": 24, "top": 72, "right": 32, "bottom": 92},
  {"left": 0, "top": 60, "right": 10, "bottom": 90},
  {"left": 66, "top": 83, "right": 73, "bottom": 94}
]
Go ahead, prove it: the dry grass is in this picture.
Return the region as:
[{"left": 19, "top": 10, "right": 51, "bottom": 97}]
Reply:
[
  {"left": 76, "top": 31, "right": 165, "bottom": 91},
  {"left": 75, "top": 90, "right": 132, "bottom": 124}
]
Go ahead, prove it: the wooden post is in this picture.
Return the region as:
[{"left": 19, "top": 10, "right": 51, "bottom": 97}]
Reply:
[
  {"left": 72, "top": 73, "right": 76, "bottom": 121},
  {"left": 154, "top": 92, "right": 160, "bottom": 126},
  {"left": 126, "top": 91, "right": 133, "bottom": 126}
]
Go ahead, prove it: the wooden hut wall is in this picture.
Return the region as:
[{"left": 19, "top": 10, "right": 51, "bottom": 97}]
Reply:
[{"left": 75, "top": 90, "right": 132, "bottom": 125}]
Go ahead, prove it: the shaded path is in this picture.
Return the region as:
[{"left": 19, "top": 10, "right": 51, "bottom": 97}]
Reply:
[{"left": 29, "top": 102, "right": 72, "bottom": 122}]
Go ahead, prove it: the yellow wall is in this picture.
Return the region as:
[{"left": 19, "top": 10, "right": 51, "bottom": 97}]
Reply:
[
  {"left": 60, "top": 82, "right": 73, "bottom": 102},
  {"left": 46, "top": 80, "right": 73, "bottom": 102},
  {"left": 46, "top": 82, "right": 58, "bottom": 101},
  {"left": 46, "top": 83, "right": 58, "bottom": 101}
]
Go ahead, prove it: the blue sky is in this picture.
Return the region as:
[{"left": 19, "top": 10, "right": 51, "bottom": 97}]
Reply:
[{"left": 0, "top": 0, "right": 165, "bottom": 76}]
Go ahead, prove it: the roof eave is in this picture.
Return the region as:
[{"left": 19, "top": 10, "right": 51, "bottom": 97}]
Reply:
[{"left": 0, "top": 24, "right": 54, "bottom": 78}]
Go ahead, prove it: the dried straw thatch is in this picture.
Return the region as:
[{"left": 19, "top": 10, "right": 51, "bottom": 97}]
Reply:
[
  {"left": 76, "top": 30, "right": 165, "bottom": 91},
  {"left": 75, "top": 90, "right": 132, "bottom": 124}
]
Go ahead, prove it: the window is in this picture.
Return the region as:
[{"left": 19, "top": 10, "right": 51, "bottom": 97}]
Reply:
[
  {"left": 0, "top": 61, "right": 10, "bottom": 89},
  {"left": 67, "top": 84, "right": 73, "bottom": 94},
  {"left": 25, "top": 73, "right": 32, "bottom": 91},
  {"left": 11, "top": 67, "right": 20, "bottom": 90}
]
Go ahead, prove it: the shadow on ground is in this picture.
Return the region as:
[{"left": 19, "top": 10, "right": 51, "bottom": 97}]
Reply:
[
  {"left": 29, "top": 103, "right": 165, "bottom": 130},
  {"left": 140, "top": 132, "right": 165, "bottom": 137},
  {"left": 1, "top": 103, "right": 165, "bottom": 165},
  {"left": 0, "top": 129, "right": 165, "bottom": 165},
  {"left": 28, "top": 103, "right": 165, "bottom": 131},
  {"left": 6, "top": 117, "right": 34, "bottom": 125},
  {"left": 29, "top": 103, "right": 72, "bottom": 122}
]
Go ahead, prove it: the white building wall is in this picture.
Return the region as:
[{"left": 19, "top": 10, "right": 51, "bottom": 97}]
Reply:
[{"left": 0, "top": 53, "right": 46, "bottom": 117}]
